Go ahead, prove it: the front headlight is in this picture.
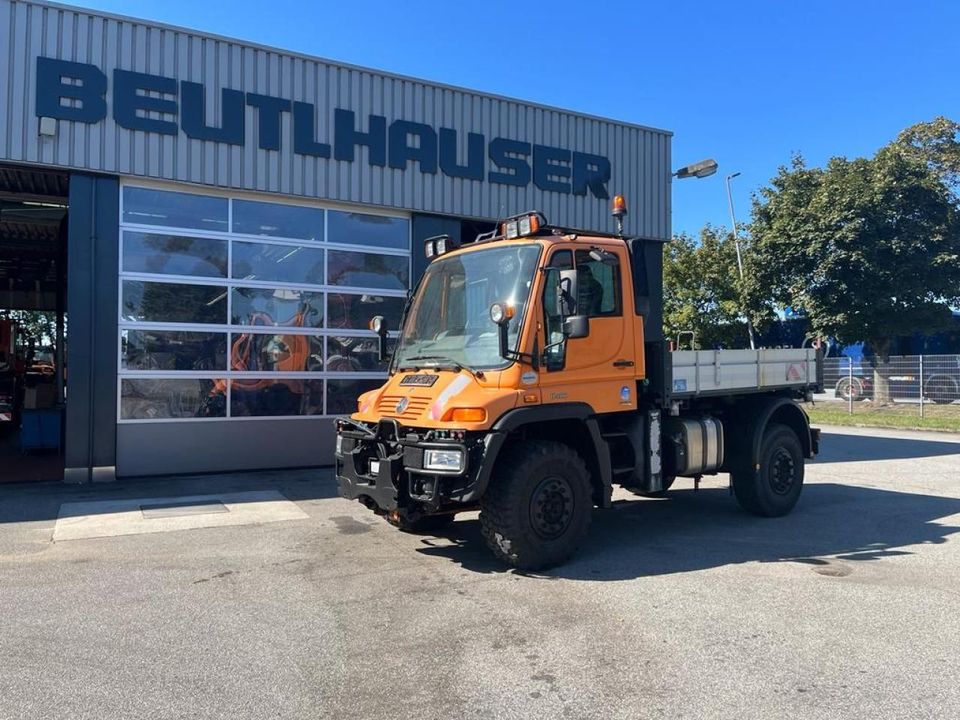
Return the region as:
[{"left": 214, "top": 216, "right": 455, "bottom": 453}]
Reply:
[
  {"left": 335, "top": 434, "right": 343, "bottom": 455},
  {"left": 423, "top": 448, "right": 464, "bottom": 472}
]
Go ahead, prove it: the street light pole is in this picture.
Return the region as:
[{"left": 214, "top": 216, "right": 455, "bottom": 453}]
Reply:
[{"left": 725, "top": 172, "right": 757, "bottom": 350}]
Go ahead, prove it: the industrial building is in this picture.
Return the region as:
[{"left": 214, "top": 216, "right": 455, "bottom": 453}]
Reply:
[{"left": 0, "top": 0, "right": 672, "bottom": 482}]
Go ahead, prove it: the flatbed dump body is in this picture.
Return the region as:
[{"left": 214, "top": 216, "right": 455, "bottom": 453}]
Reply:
[{"left": 670, "top": 348, "right": 820, "bottom": 397}]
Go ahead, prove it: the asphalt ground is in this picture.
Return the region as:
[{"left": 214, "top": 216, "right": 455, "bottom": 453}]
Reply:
[{"left": 1, "top": 425, "right": 958, "bottom": 720}]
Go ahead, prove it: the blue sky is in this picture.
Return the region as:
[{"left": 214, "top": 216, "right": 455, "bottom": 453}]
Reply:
[{"left": 72, "top": 0, "right": 959, "bottom": 236}]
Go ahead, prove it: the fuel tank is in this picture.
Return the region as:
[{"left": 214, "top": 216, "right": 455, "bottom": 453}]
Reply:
[{"left": 663, "top": 416, "right": 724, "bottom": 476}]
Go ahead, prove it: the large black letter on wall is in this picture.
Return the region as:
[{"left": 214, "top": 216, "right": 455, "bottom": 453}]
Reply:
[
  {"left": 390, "top": 120, "right": 437, "bottom": 175},
  {"left": 488, "top": 138, "right": 531, "bottom": 186},
  {"left": 246, "top": 93, "right": 292, "bottom": 151},
  {"left": 439, "top": 129, "right": 484, "bottom": 181},
  {"left": 180, "top": 81, "right": 244, "bottom": 144},
  {"left": 293, "top": 102, "right": 331, "bottom": 158},
  {"left": 389, "top": 120, "right": 437, "bottom": 173},
  {"left": 35, "top": 58, "right": 107, "bottom": 123},
  {"left": 533, "top": 145, "right": 572, "bottom": 193},
  {"left": 334, "top": 110, "right": 387, "bottom": 166},
  {"left": 113, "top": 69, "right": 178, "bottom": 135},
  {"left": 572, "top": 152, "right": 612, "bottom": 199}
]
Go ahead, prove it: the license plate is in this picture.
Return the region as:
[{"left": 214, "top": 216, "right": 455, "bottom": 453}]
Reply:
[
  {"left": 400, "top": 374, "right": 438, "bottom": 387},
  {"left": 369, "top": 460, "right": 380, "bottom": 475}
]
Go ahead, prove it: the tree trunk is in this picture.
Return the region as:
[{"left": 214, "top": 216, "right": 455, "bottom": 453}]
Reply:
[{"left": 871, "top": 338, "right": 893, "bottom": 405}]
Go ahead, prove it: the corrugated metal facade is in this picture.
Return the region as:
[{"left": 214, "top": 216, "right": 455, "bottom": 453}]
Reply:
[{"left": 0, "top": 0, "right": 672, "bottom": 238}]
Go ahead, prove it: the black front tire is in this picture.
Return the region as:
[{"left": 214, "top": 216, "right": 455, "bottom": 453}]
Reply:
[
  {"left": 480, "top": 440, "right": 593, "bottom": 571},
  {"left": 732, "top": 423, "right": 804, "bottom": 517}
]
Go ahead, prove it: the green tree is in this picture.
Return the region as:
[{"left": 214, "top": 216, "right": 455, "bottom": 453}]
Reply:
[
  {"left": 663, "top": 225, "right": 765, "bottom": 349},
  {"left": 749, "top": 141, "right": 960, "bottom": 401},
  {"left": 894, "top": 116, "right": 960, "bottom": 191},
  {"left": 0, "top": 310, "right": 58, "bottom": 347}
]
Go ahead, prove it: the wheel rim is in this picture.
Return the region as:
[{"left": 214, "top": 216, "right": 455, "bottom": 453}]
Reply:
[
  {"left": 529, "top": 475, "right": 575, "bottom": 540},
  {"left": 837, "top": 378, "right": 856, "bottom": 400},
  {"left": 768, "top": 448, "right": 796, "bottom": 495}
]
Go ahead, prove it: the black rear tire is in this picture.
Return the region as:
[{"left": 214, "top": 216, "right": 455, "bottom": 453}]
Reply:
[
  {"left": 732, "top": 423, "right": 804, "bottom": 517},
  {"left": 480, "top": 440, "right": 592, "bottom": 571}
]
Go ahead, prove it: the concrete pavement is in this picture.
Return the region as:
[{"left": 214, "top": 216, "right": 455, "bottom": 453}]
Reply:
[{"left": 0, "top": 426, "right": 958, "bottom": 719}]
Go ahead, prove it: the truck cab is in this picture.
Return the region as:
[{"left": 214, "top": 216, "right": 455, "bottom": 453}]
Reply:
[{"left": 335, "top": 202, "right": 821, "bottom": 569}]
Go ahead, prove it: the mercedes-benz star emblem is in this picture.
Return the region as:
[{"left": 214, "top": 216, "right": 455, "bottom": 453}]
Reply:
[{"left": 395, "top": 397, "right": 409, "bottom": 413}]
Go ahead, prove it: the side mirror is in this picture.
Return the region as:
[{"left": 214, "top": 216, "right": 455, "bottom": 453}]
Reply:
[
  {"left": 562, "top": 315, "right": 589, "bottom": 339},
  {"left": 369, "top": 315, "right": 388, "bottom": 361},
  {"left": 490, "top": 302, "right": 515, "bottom": 360}
]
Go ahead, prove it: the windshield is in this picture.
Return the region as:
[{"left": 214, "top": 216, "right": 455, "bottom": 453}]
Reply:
[{"left": 394, "top": 244, "right": 541, "bottom": 370}]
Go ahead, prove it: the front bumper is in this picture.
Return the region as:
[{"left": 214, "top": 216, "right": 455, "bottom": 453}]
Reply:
[
  {"left": 336, "top": 439, "right": 405, "bottom": 511},
  {"left": 334, "top": 418, "right": 500, "bottom": 512}
]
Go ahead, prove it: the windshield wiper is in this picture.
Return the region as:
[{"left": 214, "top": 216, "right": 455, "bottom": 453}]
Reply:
[
  {"left": 397, "top": 355, "right": 485, "bottom": 380},
  {"left": 400, "top": 355, "right": 448, "bottom": 363}
]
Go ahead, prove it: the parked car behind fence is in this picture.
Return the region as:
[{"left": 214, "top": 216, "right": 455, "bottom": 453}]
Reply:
[{"left": 825, "top": 355, "right": 960, "bottom": 408}]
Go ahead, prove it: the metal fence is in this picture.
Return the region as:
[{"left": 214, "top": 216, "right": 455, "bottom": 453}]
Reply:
[{"left": 820, "top": 355, "right": 960, "bottom": 416}]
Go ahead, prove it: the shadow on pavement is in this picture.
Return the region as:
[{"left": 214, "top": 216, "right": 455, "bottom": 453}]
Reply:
[
  {"left": 815, "top": 432, "right": 960, "bottom": 464},
  {"left": 416, "top": 483, "right": 960, "bottom": 580}
]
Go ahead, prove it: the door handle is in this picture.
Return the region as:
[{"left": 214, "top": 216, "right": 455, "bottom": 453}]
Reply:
[{"left": 613, "top": 359, "right": 635, "bottom": 368}]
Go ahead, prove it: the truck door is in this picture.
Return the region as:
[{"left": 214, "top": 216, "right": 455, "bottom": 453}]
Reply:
[{"left": 538, "top": 247, "right": 637, "bottom": 413}]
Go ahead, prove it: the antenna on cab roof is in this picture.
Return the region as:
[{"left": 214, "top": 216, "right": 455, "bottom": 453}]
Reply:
[{"left": 475, "top": 203, "right": 507, "bottom": 244}]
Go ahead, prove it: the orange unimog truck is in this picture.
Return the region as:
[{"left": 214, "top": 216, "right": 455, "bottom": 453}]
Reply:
[{"left": 335, "top": 199, "right": 822, "bottom": 569}]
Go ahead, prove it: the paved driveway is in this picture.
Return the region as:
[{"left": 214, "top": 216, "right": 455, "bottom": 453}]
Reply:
[{"left": 1, "top": 426, "right": 958, "bottom": 719}]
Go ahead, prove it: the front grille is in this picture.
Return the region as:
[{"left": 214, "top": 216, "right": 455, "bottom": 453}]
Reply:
[{"left": 376, "top": 394, "right": 431, "bottom": 421}]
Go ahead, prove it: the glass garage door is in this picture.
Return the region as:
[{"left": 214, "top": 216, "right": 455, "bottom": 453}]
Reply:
[{"left": 117, "top": 184, "right": 409, "bottom": 424}]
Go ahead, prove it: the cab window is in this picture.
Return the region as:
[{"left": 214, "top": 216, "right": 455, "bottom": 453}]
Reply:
[
  {"left": 574, "top": 249, "right": 620, "bottom": 317},
  {"left": 543, "top": 250, "right": 572, "bottom": 369}
]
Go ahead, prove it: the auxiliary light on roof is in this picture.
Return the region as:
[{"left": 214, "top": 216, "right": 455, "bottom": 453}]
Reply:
[
  {"left": 500, "top": 211, "right": 547, "bottom": 241},
  {"left": 423, "top": 233, "right": 461, "bottom": 259}
]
